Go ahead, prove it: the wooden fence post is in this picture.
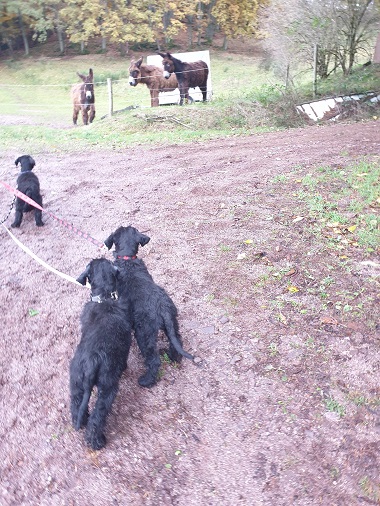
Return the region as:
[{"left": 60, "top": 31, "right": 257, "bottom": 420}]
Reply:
[{"left": 107, "top": 78, "right": 113, "bottom": 117}]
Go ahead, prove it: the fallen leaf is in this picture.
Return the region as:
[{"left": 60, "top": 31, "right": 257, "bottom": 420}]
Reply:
[
  {"left": 347, "top": 225, "right": 357, "bottom": 233},
  {"left": 320, "top": 316, "right": 338, "bottom": 325},
  {"left": 237, "top": 253, "right": 246, "bottom": 260},
  {"left": 244, "top": 239, "right": 253, "bottom": 244},
  {"left": 287, "top": 285, "right": 299, "bottom": 293},
  {"left": 293, "top": 216, "right": 304, "bottom": 223},
  {"left": 285, "top": 268, "right": 297, "bottom": 276}
]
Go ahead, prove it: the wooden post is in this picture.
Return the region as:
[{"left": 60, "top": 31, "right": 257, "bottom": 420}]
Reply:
[
  {"left": 313, "top": 44, "right": 318, "bottom": 98},
  {"left": 107, "top": 78, "right": 113, "bottom": 117}
]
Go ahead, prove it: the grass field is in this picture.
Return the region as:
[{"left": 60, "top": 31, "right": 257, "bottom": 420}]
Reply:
[{"left": 0, "top": 46, "right": 379, "bottom": 153}]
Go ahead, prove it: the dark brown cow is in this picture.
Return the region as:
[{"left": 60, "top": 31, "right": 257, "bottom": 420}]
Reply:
[
  {"left": 71, "top": 68, "right": 95, "bottom": 125},
  {"left": 128, "top": 57, "right": 178, "bottom": 107}
]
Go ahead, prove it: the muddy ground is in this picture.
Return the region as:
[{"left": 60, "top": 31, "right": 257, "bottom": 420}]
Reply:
[{"left": 0, "top": 120, "right": 379, "bottom": 505}]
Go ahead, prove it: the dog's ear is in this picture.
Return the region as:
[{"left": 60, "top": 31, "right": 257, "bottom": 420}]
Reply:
[
  {"left": 76, "top": 264, "right": 91, "bottom": 285},
  {"left": 138, "top": 232, "right": 150, "bottom": 247},
  {"left": 103, "top": 233, "right": 114, "bottom": 250},
  {"left": 28, "top": 156, "right": 35, "bottom": 169},
  {"left": 15, "top": 156, "right": 21, "bottom": 167}
]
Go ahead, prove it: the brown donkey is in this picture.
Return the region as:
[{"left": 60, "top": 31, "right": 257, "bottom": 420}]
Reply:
[
  {"left": 71, "top": 68, "right": 95, "bottom": 125},
  {"left": 158, "top": 52, "right": 208, "bottom": 105},
  {"left": 128, "top": 57, "right": 178, "bottom": 107}
]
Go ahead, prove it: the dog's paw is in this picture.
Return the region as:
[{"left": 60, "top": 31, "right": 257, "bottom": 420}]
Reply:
[
  {"left": 86, "top": 431, "right": 106, "bottom": 450},
  {"left": 36, "top": 222, "right": 44, "bottom": 227},
  {"left": 138, "top": 372, "right": 157, "bottom": 388},
  {"left": 11, "top": 222, "right": 20, "bottom": 228}
]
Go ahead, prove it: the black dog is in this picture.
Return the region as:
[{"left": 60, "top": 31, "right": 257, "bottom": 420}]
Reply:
[
  {"left": 11, "top": 155, "right": 44, "bottom": 228},
  {"left": 70, "top": 258, "right": 132, "bottom": 450},
  {"left": 104, "top": 226, "right": 194, "bottom": 388}
]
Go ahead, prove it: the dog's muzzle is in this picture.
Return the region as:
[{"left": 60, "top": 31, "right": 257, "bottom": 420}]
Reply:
[
  {"left": 129, "top": 76, "right": 136, "bottom": 86},
  {"left": 163, "top": 71, "right": 170, "bottom": 80}
]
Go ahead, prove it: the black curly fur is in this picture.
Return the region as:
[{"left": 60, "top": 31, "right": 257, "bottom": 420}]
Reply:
[
  {"left": 12, "top": 155, "right": 44, "bottom": 228},
  {"left": 70, "top": 258, "right": 132, "bottom": 450},
  {"left": 104, "top": 226, "right": 194, "bottom": 388}
]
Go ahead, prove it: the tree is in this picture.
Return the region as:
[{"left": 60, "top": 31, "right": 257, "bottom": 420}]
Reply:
[
  {"left": 212, "top": 0, "right": 265, "bottom": 49},
  {"left": 28, "top": 1, "right": 67, "bottom": 54},
  {"left": 261, "top": 0, "right": 380, "bottom": 80},
  {"left": 0, "top": 0, "right": 38, "bottom": 55}
]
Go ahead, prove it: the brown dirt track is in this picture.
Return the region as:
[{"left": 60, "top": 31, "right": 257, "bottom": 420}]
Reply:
[{"left": 0, "top": 120, "right": 379, "bottom": 505}]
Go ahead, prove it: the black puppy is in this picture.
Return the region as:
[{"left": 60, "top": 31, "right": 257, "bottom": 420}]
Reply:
[
  {"left": 70, "top": 258, "right": 132, "bottom": 450},
  {"left": 104, "top": 226, "right": 194, "bottom": 388},
  {"left": 12, "top": 155, "right": 43, "bottom": 228}
]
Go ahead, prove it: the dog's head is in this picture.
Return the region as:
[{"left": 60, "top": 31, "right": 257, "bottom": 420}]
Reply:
[
  {"left": 15, "top": 155, "right": 36, "bottom": 173},
  {"left": 77, "top": 258, "right": 119, "bottom": 296},
  {"left": 104, "top": 226, "right": 150, "bottom": 258}
]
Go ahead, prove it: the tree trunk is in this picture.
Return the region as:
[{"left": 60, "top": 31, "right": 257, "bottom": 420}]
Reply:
[
  {"left": 55, "top": 10, "right": 65, "bottom": 54},
  {"left": 6, "top": 38, "right": 14, "bottom": 56},
  {"left": 18, "top": 11, "right": 29, "bottom": 56},
  {"left": 223, "top": 35, "right": 228, "bottom": 50},
  {"left": 57, "top": 27, "right": 65, "bottom": 54},
  {"left": 187, "top": 15, "right": 194, "bottom": 48},
  {"left": 373, "top": 31, "right": 380, "bottom": 63}
]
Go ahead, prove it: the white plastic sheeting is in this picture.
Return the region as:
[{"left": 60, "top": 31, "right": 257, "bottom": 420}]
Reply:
[{"left": 297, "top": 92, "right": 380, "bottom": 121}]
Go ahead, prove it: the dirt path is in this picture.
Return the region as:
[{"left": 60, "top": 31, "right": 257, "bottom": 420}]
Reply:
[{"left": 0, "top": 120, "right": 379, "bottom": 505}]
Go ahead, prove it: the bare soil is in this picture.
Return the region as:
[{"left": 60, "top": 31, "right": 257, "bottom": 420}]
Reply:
[{"left": 0, "top": 120, "right": 379, "bottom": 506}]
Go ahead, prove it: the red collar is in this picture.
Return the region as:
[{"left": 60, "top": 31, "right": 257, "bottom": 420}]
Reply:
[{"left": 117, "top": 255, "right": 137, "bottom": 260}]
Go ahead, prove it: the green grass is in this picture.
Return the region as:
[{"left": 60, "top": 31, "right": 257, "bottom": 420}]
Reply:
[
  {"left": 0, "top": 50, "right": 379, "bottom": 152},
  {"left": 296, "top": 161, "right": 380, "bottom": 250}
]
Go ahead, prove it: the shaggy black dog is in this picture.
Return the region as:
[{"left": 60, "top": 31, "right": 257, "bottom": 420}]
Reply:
[
  {"left": 70, "top": 258, "right": 132, "bottom": 450},
  {"left": 104, "top": 226, "right": 194, "bottom": 388},
  {"left": 12, "top": 155, "right": 44, "bottom": 228}
]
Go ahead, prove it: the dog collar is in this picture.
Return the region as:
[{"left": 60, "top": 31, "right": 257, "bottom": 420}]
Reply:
[
  {"left": 117, "top": 255, "right": 137, "bottom": 260},
  {"left": 91, "top": 291, "right": 118, "bottom": 303}
]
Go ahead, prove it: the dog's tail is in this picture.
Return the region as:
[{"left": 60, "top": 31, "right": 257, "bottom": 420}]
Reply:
[{"left": 163, "top": 314, "right": 194, "bottom": 360}]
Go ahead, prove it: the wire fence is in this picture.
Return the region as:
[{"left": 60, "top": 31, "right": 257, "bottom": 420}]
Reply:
[
  {"left": 0, "top": 76, "right": 186, "bottom": 124},
  {"left": 0, "top": 67, "right": 215, "bottom": 124}
]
